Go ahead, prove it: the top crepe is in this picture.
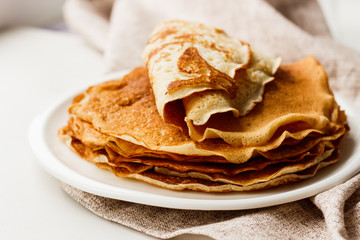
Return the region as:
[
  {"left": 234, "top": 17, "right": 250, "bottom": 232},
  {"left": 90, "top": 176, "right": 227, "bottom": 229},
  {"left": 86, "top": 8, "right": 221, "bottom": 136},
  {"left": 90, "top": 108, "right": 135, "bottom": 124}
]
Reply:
[{"left": 143, "top": 20, "right": 281, "bottom": 138}]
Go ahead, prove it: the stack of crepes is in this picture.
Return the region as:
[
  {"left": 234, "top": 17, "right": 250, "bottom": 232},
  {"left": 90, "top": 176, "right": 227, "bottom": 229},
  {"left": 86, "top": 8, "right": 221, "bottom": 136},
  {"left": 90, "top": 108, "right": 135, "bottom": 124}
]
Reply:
[{"left": 59, "top": 20, "right": 349, "bottom": 192}]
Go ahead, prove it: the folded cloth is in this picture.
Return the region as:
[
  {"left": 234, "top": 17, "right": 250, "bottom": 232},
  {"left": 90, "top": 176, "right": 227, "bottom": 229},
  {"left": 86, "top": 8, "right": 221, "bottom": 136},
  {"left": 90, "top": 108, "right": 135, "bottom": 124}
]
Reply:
[
  {"left": 62, "top": 0, "right": 360, "bottom": 239},
  {"left": 63, "top": 175, "right": 360, "bottom": 240}
]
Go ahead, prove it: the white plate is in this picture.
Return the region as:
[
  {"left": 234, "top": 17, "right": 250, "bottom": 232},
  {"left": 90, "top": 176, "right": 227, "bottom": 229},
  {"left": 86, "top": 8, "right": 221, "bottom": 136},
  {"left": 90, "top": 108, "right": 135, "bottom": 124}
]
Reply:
[{"left": 29, "top": 71, "right": 360, "bottom": 210}]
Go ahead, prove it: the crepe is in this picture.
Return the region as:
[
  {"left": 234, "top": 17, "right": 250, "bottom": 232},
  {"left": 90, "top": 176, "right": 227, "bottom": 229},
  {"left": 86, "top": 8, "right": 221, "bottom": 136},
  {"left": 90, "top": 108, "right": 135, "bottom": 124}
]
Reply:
[
  {"left": 59, "top": 124, "right": 338, "bottom": 192},
  {"left": 113, "top": 157, "right": 338, "bottom": 192},
  {"left": 59, "top": 125, "right": 339, "bottom": 192},
  {"left": 68, "top": 59, "right": 347, "bottom": 163},
  {"left": 64, "top": 114, "right": 338, "bottom": 161},
  {"left": 187, "top": 56, "right": 343, "bottom": 143},
  {"left": 143, "top": 20, "right": 281, "bottom": 136},
  {"left": 60, "top": 115, "right": 338, "bottom": 175}
]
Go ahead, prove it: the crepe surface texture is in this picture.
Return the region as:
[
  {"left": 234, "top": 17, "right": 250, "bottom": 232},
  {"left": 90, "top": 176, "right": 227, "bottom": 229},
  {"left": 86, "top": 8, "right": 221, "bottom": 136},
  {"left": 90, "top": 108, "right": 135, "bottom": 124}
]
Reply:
[
  {"left": 142, "top": 20, "right": 281, "bottom": 140},
  {"left": 59, "top": 52, "right": 349, "bottom": 192}
]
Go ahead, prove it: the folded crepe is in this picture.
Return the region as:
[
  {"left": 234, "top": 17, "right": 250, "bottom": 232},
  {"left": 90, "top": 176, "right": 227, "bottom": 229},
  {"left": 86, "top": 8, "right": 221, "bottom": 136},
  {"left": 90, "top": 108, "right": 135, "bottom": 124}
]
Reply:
[
  {"left": 59, "top": 117, "right": 340, "bottom": 192},
  {"left": 60, "top": 115, "right": 338, "bottom": 174},
  {"left": 62, "top": 115, "right": 338, "bottom": 164},
  {"left": 98, "top": 157, "right": 338, "bottom": 192},
  {"left": 68, "top": 58, "right": 347, "bottom": 163},
  {"left": 142, "top": 20, "right": 281, "bottom": 139}
]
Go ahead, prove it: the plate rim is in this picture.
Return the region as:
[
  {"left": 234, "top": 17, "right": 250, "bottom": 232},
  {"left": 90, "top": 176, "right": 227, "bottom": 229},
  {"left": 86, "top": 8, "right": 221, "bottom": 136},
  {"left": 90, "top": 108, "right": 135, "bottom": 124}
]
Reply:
[{"left": 29, "top": 71, "right": 360, "bottom": 210}]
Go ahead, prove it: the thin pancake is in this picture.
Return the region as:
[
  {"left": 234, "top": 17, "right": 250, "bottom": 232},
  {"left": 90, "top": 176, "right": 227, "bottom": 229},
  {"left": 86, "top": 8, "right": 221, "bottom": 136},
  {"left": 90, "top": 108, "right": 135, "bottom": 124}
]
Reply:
[
  {"left": 187, "top": 56, "right": 342, "bottom": 144},
  {"left": 154, "top": 149, "right": 335, "bottom": 186},
  {"left": 68, "top": 61, "right": 347, "bottom": 163},
  {"left": 59, "top": 126, "right": 336, "bottom": 183},
  {"left": 96, "top": 155, "right": 339, "bottom": 192},
  {"left": 65, "top": 114, "right": 343, "bottom": 164},
  {"left": 143, "top": 20, "right": 280, "bottom": 132}
]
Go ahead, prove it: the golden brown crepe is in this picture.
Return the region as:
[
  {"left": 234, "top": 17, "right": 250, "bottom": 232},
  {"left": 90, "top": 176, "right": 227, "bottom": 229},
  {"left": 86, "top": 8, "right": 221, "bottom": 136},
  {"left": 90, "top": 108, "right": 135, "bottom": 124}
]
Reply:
[
  {"left": 142, "top": 20, "right": 281, "bottom": 138},
  {"left": 59, "top": 125, "right": 339, "bottom": 192},
  {"left": 59, "top": 117, "right": 338, "bottom": 176},
  {"left": 63, "top": 114, "right": 340, "bottom": 162},
  {"left": 68, "top": 59, "right": 347, "bottom": 163},
  {"left": 111, "top": 158, "right": 338, "bottom": 192}
]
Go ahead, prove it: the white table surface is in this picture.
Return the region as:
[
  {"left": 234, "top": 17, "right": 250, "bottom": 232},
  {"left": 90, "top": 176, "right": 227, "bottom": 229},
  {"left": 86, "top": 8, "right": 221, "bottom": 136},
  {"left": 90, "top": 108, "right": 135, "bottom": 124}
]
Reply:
[{"left": 1, "top": 3, "right": 359, "bottom": 239}]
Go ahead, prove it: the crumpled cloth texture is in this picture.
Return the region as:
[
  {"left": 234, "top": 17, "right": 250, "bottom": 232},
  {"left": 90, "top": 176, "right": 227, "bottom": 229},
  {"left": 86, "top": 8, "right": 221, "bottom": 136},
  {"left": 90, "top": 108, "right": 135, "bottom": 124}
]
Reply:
[{"left": 62, "top": 0, "right": 360, "bottom": 239}]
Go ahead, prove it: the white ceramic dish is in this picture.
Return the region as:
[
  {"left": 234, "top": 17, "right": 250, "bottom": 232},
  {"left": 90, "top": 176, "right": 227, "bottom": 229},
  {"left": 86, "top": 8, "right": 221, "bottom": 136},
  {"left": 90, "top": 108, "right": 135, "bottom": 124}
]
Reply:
[{"left": 29, "top": 71, "right": 360, "bottom": 210}]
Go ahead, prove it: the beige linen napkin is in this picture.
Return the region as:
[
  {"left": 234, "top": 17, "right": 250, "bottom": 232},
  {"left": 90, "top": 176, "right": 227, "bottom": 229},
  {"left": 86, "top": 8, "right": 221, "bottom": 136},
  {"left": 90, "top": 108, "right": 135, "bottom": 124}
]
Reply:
[{"left": 62, "top": 0, "right": 360, "bottom": 239}]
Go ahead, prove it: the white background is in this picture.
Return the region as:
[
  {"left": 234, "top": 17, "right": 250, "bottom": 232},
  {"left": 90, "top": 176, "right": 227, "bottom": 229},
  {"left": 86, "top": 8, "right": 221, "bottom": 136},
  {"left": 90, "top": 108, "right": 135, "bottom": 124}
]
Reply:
[{"left": 0, "top": 1, "right": 359, "bottom": 239}]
